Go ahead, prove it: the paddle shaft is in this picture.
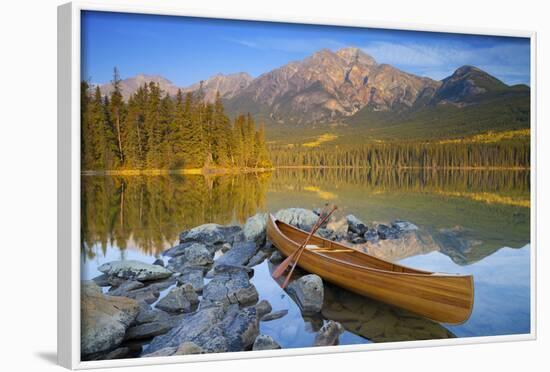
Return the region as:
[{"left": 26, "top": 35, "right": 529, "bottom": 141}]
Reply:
[
  {"left": 281, "top": 207, "right": 337, "bottom": 288},
  {"left": 271, "top": 208, "right": 327, "bottom": 279}
]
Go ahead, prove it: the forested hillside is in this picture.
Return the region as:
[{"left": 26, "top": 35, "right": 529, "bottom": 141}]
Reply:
[{"left": 81, "top": 69, "right": 271, "bottom": 172}]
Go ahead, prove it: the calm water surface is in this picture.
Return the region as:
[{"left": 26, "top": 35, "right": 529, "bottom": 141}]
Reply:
[{"left": 81, "top": 168, "right": 530, "bottom": 346}]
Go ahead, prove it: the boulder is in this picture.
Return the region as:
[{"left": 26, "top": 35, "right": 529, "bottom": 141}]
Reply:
[
  {"left": 213, "top": 241, "right": 259, "bottom": 267},
  {"left": 243, "top": 213, "right": 268, "bottom": 244},
  {"left": 364, "top": 229, "right": 379, "bottom": 242},
  {"left": 162, "top": 242, "right": 194, "bottom": 258},
  {"left": 128, "top": 288, "right": 161, "bottom": 305},
  {"left": 325, "top": 217, "right": 349, "bottom": 236},
  {"left": 346, "top": 214, "right": 367, "bottom": 235},
  {"left": 124, "top": 320, "right": 176, "bottom": 341},
  {"left": 81, "top": 281, "right": 140, "bottom": 356},
  {"left": 203, "top": 265, "right": 258, "bottom": 306},
  {"left": 261, "top": 309, "right": 288, "bottom": 322},
  {"left": 392, "top": 220, "right": 419, "bottom": 232},
  {"left": 152, "top": 258, "right": 164, "bottom": 267},
  {"left": 135, "top": 307, "right": 170, "bottom": 325},
  {"left": 179, "top": 224, "right": 242, "bottom": 246},
  {"left": 167, "top": 243, "right": 213, "bottom": 272},
  {"left": 254, "top": 300, "right": 273, "bottom": 319},
  {"left": 174, "top": 342, "right": 204, "bottom": 355},
  {"left": 156, "top": 284, "right": 199, "bottom": 314},
  {"left": 92, "top": 274, "right": 111, "bottom": 287},
  {"left": 143, "top": 347, "right": 177, "bottom": 357},
  {"left": 145, "top": 303, "right": 260, "bottom": 354},
  {"left": 269, "top": 251, "right": 283, "bottom": 263},
  {"left": 313, "top": 321, "right": 344, "bottom": 346},
  {"left": 247, "top": 250, "right": 268, "bottom": 267},
  {"left": 316, "top": 228, "right": 334, "bottom": 239},
  {"left": 287, "top": 274, "right": 324, "bottom": 315},
  {"left": 252, "top": 335, "right": 281, "bottom": 350},
  {"left": 274, "top": 208, "right": 318, "bottom": 231},
  {"left": 108, "top": 280, "right": 144, "bottom": 296},
  {"left": 377, "top": 224, "right": 400, "bottom": 240},
  {"left": 176, "top": 266, "right": 205, "bottom": 292},
  {"left": 98, "top": 260, "right": 172, "bottom": 281}
]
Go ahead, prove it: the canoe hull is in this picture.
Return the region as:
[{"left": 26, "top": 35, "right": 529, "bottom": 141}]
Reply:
[{"left": 267, "top": 215, "right": 474, "bottom": 324}]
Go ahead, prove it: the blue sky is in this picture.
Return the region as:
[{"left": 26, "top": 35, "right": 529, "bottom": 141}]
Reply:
[{"left": 82, "top": 11, "right": 531, "bottom": 87}]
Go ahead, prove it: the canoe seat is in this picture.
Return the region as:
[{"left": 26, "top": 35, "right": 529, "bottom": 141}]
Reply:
[{"left": 306, "top": 244, "right": 355, "bottom": 254}]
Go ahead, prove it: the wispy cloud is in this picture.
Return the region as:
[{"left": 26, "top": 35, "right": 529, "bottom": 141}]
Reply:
[
  {"left": 224, "top": 36, "right": 345, "bottom": 54},
  {"left": 360, "top": 41, "right": 530, "bottom": 82}
]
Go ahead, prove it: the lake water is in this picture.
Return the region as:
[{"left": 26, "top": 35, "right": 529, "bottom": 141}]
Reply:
[{"left": 81, "top": 168, "right": 531, "bottom": 347}]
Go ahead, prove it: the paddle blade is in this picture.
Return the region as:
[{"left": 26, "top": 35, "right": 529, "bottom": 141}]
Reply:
[{"left": 271, "top": 252, "right": 295, "bottom": 279}]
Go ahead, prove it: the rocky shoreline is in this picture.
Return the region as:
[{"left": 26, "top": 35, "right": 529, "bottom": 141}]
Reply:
[{"left": 81, "top": 208, "right": 424, "bottom": 361}]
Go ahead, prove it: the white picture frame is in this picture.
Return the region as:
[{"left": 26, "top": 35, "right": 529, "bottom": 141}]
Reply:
[{"left": 57, "top": 1, "right": 537, "bottom": 369}]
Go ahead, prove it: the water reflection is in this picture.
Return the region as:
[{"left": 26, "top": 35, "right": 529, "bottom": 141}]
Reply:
[
  {"left": 322, "top": 283, "right": 455, "bottom": 342},
  {"left": 81, "top": 172, "right": 272, "bottom": 259},
  {"left": 81, "top": 167, "right": 530, "bottom": 343}
]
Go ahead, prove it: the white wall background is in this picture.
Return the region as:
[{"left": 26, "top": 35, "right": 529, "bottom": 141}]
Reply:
[{"left": 0, "top": 0, "right": 546, "bottom": 370}]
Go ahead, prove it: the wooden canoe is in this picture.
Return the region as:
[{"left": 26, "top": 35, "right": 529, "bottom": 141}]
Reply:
[{"left": 267, "top": 214, "right": 474, "bottom": 324}]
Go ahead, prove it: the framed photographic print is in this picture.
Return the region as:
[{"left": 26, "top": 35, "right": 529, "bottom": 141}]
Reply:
[{"left": 58, "top": 1, "right": 536, "bottom": 369}]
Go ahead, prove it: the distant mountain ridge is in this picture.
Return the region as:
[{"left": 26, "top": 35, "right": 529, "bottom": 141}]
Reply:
[{"left": 97, "top": 47, "right": 529, "bottom": 128}]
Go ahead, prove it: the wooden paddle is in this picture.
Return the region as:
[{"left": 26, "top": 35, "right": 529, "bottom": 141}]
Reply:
[
  {"left": 280, "top": 206, "right": 337, "bottom": 288},
  {"left": 271, "top": 205, "right": 332, "bottom": 279}
]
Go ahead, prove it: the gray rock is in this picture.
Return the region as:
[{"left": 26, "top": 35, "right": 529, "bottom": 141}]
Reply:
[
  {"left": 203, "top": 266, "right": 258, "bottom": 306},
  {"left": 377, "top": 224, "right": 400, "bottom": 240},
  {"left": 287, "top": 274, "right": 324, "bottom": 315},
  {"left": 214, "top": 241, "right": 259, "bottom": 267},
  {"left": 247, "top": 250, "right": 268, "bottom": 267},
  {"left": 153, "top": 258, "right": 164, "bottom": 267},
  {"left": 179, "top": 224, "right": 242, "bottom": 246},
  {"left": 162, "top": 242, "right": 194, "bottom": 258},
  {"left": 364, "top": 229, "right": 379, "bottom": 242},
  {"left": 145, "top": 303, "right": 260, "bottom": 354},
  {"left": 274, "top": 208, "right": 319, "bottom": 231},
  {"left": 261, "top": 309, "right": 288, "bottom": 322},
  {"left": 255, "top": 300, "right": 273, "bottom": 319},
  {"left": 392, "top": 220, "right": 419, "bottom": 232},
  {"left": 252, "top": 335, "right": 281, "bottom": 350},
  {"left": 221, "top": 242, "right": 232, "bottom": 252},
  {"left": 81, "top": 281, "right": 140, "bottom": 356},
  {"left": 174, "top": 342, "right": 204, "bottom": 355},
  {"left": 243, "top": 213, "right": 268, "bottom": 244},
  {"left": 176, "top": 266, "right": 205, "bottom": 292},
  {"left": 313, "top": 321, "right": 344, "bottom": 346},
  {"left": 347, "top": 214, "right": 367, "bottom": 235},
  {"left": 102, "top": 346, "right": 132, "bottom": 360},
  {"left": 124, "top": 320, "right": 175, "bottom": 341},
  {"left": 351, "top": 236, "right": 366, "bottom": 244},
  {"left": 115, "top": 285, "right": 160, "bottom": 305},
  {"left": 167, "top": 243, "right": 213, "bottom": 271},
  {"left": 108, "top": 280, "right": 144, "bottom": 296},
  {"left": 316, "top": 228, "right": 334, "bottom": 239},
  {"left": 135, "top": 307, "right": 170, "bottom": 325},
  {"left": 92, "top": 274, "right": 112, "bottom": 287},
  {"left": 142, "top": 347, "right": 177, "bottom": 357},
  {"left": 269, "top": 251, "right": 283, "bottom": 263},
  {"left": 156, "top": 284, "right": 199, "bottom": 314},
  {"left": 98, "top": 260, "right": 172, "bottom": 281}
]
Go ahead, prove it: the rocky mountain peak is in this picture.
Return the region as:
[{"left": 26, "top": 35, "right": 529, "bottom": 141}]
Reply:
[{"left": 336, "top": 47, "right": 377, "bottom": 66}]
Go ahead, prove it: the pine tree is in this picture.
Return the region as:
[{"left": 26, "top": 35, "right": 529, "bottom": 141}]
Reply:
[
  {"left": 211, "top": 91, "right": 230, "bottom": 165},
  {"left": 254, "top": 122, "right": 271, "bottom": 168},
  {"left": 108, "top": 67, "right": 125, "bottom": 166},
  {"left": 145, "top": 82, "right": 161, "bottom": 168}
]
